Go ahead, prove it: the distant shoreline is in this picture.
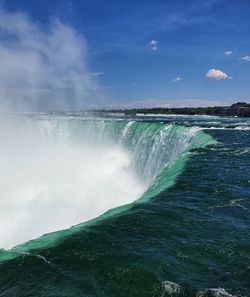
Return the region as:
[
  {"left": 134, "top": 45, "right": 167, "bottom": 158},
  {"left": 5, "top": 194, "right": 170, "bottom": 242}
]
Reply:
[{"left": 94, "top": 102, "right": 250, "bottom": 118}]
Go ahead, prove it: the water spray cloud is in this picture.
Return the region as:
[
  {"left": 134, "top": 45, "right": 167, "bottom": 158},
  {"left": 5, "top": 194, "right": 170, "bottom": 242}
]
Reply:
[
  {"left": 0, "top": 9, "right": 98, "bottom": 111},
  {"left": 0, "top": 116, "right": 146, "bottom": 249}
]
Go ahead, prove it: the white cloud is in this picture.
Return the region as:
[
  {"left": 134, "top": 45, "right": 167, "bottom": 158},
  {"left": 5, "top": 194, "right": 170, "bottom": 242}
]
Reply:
[
  {"left": 224, "top": 51, "right": 233, "bottom": 56},
  {"left": 0, "top": 9, "right": 100, "bottom": 111},
  {"left": 149, "top": 40, "right": 159, "bottom": 51},
  {"left": 151, "top": 46, "right": 158, "bottom": 51},
  {"left": 206, "top": 69, "right": 230, "bottom": 80},
  {"left": 240, "top": 55, "right": 250, "bottom": 62},
  {"left": 172, "top": 77, "right": 183, "bottom": 82},
  {"left": 149, "top": 40, "right": 158, "bottom": 46}
]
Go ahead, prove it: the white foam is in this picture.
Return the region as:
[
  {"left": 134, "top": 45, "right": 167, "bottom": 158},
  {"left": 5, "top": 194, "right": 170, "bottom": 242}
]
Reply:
[
  {"left": 234, "top": 126, "right": 250, "bottom": 130},
  {"left": 196, "top": 288, "right": 236, "bottom": 297},
  {"left": 162, "top": 281, "right": 181, "bottom": 295},
  {"left": 0, "top": 118, "right": 146, "bottom": 249}
]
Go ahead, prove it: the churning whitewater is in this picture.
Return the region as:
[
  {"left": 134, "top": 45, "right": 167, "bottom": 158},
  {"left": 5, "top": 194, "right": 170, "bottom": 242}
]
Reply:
[{"left": 0, "top": 114, "right": 215, "bottom": 250}]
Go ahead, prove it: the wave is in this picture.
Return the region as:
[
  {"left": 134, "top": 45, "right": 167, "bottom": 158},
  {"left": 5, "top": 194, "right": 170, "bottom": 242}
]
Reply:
[
  {"left": 162, "top": 281, "right": 237, "bottom": 297},
  {"left": 0, "top": 115, "right": 216, "bottom": 260}
]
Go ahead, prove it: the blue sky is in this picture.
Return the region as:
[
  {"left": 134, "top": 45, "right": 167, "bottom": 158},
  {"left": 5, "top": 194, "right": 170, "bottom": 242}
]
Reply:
[{"left": 0, "top": 0, "right": 250, "bottom": 109}]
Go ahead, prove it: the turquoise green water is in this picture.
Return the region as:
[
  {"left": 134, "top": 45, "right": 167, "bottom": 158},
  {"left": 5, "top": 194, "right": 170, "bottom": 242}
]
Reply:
[{"left": 0, "top": 114, "right": 249, "bottom": 296}]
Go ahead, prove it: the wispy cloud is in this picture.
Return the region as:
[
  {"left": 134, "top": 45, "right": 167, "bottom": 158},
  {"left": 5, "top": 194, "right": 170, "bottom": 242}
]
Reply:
[
  {"left": 206, "top": 69, "right": 231, "bottom": 80},
  {"left": 0, "top": 9, "right": 100, "bottom": 111},
  {"left": 80, "top": 1, "right": 231, "bottom": 53},
  {"left": 240, "top": 55, "right": 250, "bottom": 62},
  {"left": 224, "top": 50, "right": 233, "bottom": 55},
  {"left": 172, "top": 77, "right": 183, "bottom": 82},
  {"left": 91, "top": 72, "right": 105, "bottom": 77}
]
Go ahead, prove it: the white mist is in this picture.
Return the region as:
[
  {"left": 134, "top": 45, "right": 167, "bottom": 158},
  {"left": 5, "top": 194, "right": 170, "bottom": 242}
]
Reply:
[{"left": 0, "top": 116, "right": 146, "bottom": 249}]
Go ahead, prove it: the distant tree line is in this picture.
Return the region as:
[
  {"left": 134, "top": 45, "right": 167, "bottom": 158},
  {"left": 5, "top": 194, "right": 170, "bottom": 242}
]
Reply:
[{"left": 102, "top": 102, "right": 250, "bottom": 117}]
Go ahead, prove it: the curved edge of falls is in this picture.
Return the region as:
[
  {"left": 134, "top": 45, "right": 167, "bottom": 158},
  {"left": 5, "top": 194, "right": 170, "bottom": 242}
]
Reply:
[{"left": 0, "top": 118, "right": 217, "bottom": 261}]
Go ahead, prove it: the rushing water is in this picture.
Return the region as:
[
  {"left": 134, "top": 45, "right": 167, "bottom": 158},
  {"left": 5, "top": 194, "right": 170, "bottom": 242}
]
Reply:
[{"left": 0, "top": 114, "right": 249, "bottom": 297}]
